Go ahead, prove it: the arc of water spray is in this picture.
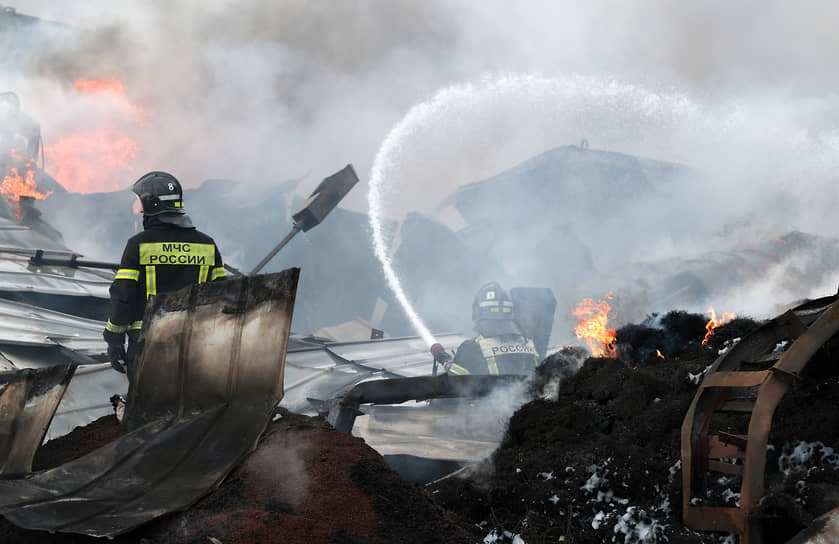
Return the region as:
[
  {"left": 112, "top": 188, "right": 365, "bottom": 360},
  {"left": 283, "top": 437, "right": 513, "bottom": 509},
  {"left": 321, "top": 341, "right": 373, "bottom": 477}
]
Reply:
[{"left": 367, "top": 73, "right": 698, "bottom": 347}]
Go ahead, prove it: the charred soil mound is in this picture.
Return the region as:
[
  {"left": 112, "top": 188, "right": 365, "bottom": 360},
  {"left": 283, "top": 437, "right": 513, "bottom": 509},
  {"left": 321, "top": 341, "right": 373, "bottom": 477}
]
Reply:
[
  {"left": 431, "top": 316, "right": 839, "bottom": 544},
  {"left": 1, "top": 311, "right": 837, "bottom": 544},
  {"left": 0, "top": 409, "right": 474, "bottom": 544}
]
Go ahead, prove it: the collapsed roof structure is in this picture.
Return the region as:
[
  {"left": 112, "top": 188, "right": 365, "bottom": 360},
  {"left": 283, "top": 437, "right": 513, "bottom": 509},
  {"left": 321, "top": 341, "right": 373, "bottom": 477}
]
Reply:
[{"left": 0, "top": 77, "right": 835, "bottom": 540}]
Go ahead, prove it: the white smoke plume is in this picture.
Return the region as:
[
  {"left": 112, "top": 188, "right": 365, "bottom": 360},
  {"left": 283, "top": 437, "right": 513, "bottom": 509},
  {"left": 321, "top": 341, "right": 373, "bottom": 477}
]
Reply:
[{"left": 8, "top": 0, "right": 839, "bottom": 337}]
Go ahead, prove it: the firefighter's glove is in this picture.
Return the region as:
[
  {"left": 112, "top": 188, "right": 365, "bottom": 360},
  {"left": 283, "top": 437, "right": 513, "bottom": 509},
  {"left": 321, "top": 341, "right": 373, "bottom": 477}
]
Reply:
[
  {"left": 430, "top": 343, "right": 453, "bottom": 374},
  {"left": 103, "top": 329, "right": 127, "bottom": 374},
  {"left": 433, "top": 346, "right": 452, "bottom": 365}
]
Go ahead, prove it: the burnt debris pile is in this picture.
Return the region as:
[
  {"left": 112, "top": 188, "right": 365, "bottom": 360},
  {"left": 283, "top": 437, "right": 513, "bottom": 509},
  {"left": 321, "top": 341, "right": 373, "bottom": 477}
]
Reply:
[
  {"left": 0, "top": 409, "right": 475, "bottom": 544},
  {"left": 430, "top": 310, "right": 839, "bottom": 544},
  {"left": 1, "top": 310, "right": 837, "bottom": 543}
]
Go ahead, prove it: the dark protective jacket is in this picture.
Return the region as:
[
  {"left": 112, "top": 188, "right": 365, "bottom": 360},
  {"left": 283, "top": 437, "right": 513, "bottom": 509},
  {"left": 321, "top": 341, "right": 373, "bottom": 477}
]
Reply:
[
  {"left": 105, "top": 216, "right": 226, "bottom": 335},
  {"left": 449, "top": 333, "right": 539, "bottom": 375}
]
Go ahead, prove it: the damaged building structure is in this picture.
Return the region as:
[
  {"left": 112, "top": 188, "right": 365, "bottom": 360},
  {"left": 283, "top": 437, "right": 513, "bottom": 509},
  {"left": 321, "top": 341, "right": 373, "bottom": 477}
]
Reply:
[
  {"left": 0, "top": 7, "right": 836, "bottom": 541},
  {"left": 0, "top": 133, "right": 832, "bottom": 542}
]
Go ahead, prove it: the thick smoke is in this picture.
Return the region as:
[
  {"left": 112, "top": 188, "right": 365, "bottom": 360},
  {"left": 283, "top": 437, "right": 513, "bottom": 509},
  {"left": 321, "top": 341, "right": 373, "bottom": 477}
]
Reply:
[{"left": 8, "top": 1, "right": 839, "bottom": 339}]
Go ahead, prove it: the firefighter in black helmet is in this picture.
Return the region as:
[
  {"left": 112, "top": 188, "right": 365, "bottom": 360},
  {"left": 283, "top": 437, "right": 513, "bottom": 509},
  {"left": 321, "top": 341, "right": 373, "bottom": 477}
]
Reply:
[
  {"left": 447, "top": 282, "right": 539, "bottom": 375},
  {"left": 103, "top": 171, "right": 226, "bottom": 373}
]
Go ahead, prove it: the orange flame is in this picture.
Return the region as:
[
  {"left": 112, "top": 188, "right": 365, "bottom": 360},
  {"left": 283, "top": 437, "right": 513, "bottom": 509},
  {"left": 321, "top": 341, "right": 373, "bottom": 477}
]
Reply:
[
  {"left": 73, "top": 77, "right": 150, "bottom": 125},
  {"left": 45, "top": 130, "right": 138, "bottom": 194},
  {"left": 702, "top": 307, "right": 736, "bottom": 346},
  {"left": 1, "top": 167, "right": 52, "bottom": 218},
  {"left": 656, "top": 349, "right": 665, "bottom": 359},
  {"left": 776, "top": 237, "right": 786, "bottom": 244},
  {"left": 573, "top": 293, "right": 617, "bottom": 358},
  {"left": 39, "top": 77, "right": 148, "bottom": 193}
]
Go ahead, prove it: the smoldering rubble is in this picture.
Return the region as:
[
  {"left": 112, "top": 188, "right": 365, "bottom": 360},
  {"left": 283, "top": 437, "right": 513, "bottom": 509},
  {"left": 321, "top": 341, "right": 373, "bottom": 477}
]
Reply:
[{"left": 0, "top": 308, "right": 836, "bottom": 543}]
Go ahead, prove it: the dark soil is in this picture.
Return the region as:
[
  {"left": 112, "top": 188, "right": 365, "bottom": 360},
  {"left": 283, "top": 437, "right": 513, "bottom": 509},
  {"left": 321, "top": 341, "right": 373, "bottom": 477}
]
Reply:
[
  {"left": 0, "top": 409, "right": 474, "bottom": 544},
  {"left": 32, "top": 415, "right": 125, "bottom": 471},
  {"left": 430, "top": 314, "right": 839, "bottom": 544},
  {"left": 1, "top": 310, "right": 837, "bottom": 544}
]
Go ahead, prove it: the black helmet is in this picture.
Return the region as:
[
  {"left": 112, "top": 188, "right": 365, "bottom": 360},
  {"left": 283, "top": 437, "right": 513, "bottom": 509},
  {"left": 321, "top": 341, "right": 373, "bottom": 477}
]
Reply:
[
  {"left": 472, "top": 281, "right": 518, "bottom": 335},
  {"left": 132, "top": 171, "right": 194, "bottom": 228},
  {"left": 132, "top": 171, "right": 185, "bottom": 216}
]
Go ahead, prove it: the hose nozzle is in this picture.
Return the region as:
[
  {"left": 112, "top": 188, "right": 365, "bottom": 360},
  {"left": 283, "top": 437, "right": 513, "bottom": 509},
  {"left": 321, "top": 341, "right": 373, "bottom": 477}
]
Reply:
[{"left": 430, "top": 342, "right": 451, "bottom": 364}]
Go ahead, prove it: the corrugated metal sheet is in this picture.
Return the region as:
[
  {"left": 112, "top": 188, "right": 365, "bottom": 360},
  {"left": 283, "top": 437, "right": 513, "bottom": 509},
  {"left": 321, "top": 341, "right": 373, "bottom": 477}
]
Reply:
[
  {"left": 0, "top": 253, "right": 112, "bottom": 298},
  {"left": 0, "top": 270, "right": 298, "bottom": 538},
  {"left": 0, "top": 218, "right": 113, "bottom": 297},
  {"left": 0, "top": 298, "right": 105, "bottom": 346},
  {"left": 281, "top": 333, "right": 466, "bottom": 414}
]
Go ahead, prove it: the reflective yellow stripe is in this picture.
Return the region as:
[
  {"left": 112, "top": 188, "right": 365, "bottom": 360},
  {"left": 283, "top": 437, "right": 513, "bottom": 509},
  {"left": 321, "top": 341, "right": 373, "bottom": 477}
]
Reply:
[
  {"left": 115, "top": 268, "right": 140, "bottom": 281},
  {"left": 105, "top": 319, "right": 128, "bottom": 334},
  {"left": 139, "top": 242, "right": 215, "bottom": 266},
  {"left": 129, "top": 320, "right": 143, "bottom": 331},
  {"left": 198, "top": 265, "right": 209, "bottom": 283},
  {"left": 145, "top": 265, "right": 157, "bottom": 299},
  {"left": 487, "top": 357, "right": 500, "bottom": 375},
  {"left": 210, "top": 267, "right": 226, "bottom": 281},
  {"left": 449, "top": 363, "right": 470, "bottom": 375},
  {"left": 174, "top": 201, "right": 183, "bottom": 208}
]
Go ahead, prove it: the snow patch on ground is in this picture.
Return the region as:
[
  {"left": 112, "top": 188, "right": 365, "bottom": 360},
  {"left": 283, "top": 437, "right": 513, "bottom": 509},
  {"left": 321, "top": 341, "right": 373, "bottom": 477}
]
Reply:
[
  {"left": 668, "top": 460, "right": 681, "bottom": 483},
  {"left": 582, "top": 463, "right": 608, "bottom": 493},
  {"left": 612, "top": 506, "right": 667, "bottom": 543},
  {"left": 687, "top": 365, "right": 713, "bottom": 385},
  {"left": 778, "top": 441, "right": 839, "bottom": 476},
  {"left": 577, "top": 459, "right": 675, "bottom": 542},
  {"left": 717, "top": 337, "right": 741, "bottom": 356},
  {"left": 721, "top": 489, "right": 740, "bottom": 507},
  {"left": 483, "top": 530, "right": 525, "bottom": 543},
  {"left": 592, "top": 511, "right": 606, "bottom": 530}
]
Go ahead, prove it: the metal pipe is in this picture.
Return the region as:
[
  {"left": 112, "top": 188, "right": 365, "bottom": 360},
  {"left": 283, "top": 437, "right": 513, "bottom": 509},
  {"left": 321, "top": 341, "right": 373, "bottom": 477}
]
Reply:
[
  {"left": 248, "top": 226, "right": 300, "bottom": 276},
  {"left": 29, "top": 250, "right": 119, "bottom": 270}
]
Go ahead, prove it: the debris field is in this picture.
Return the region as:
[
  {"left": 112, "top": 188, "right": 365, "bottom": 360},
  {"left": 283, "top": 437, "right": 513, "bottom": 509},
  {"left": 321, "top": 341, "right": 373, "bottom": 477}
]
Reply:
[{"left": 1, "top": 310, "right": 837, "bottom": 544}]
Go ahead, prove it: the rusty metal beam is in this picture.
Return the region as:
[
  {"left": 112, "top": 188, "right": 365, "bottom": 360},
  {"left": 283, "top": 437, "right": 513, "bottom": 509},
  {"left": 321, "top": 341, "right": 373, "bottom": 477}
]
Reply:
[
  {"left": 700, "top": 370, "right": 769, "bottom": 388},
  {"left": 681, "top": 295, "right": 839, "bottom": 544}
]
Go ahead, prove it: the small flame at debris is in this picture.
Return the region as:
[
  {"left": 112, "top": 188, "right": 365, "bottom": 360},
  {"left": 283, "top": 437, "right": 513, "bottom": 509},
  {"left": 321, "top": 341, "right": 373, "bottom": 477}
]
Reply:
[
  {"left": 73, "top": 77, "right": 150, "bottom": 125},
  {"left": 702, "top": 307, "right": 736, "bottom": 346},
  {"left": 776, "top": 237, "right": 786, "bottom": 244},
  {"left": 656, "top": 349, "right": 665, "bottom": 359},
  {"left": 573, "top": 293, "right": 617, "bottom": 358},
  {"left": 1, "top": 167, "right": 51, "bottom": 219}
]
